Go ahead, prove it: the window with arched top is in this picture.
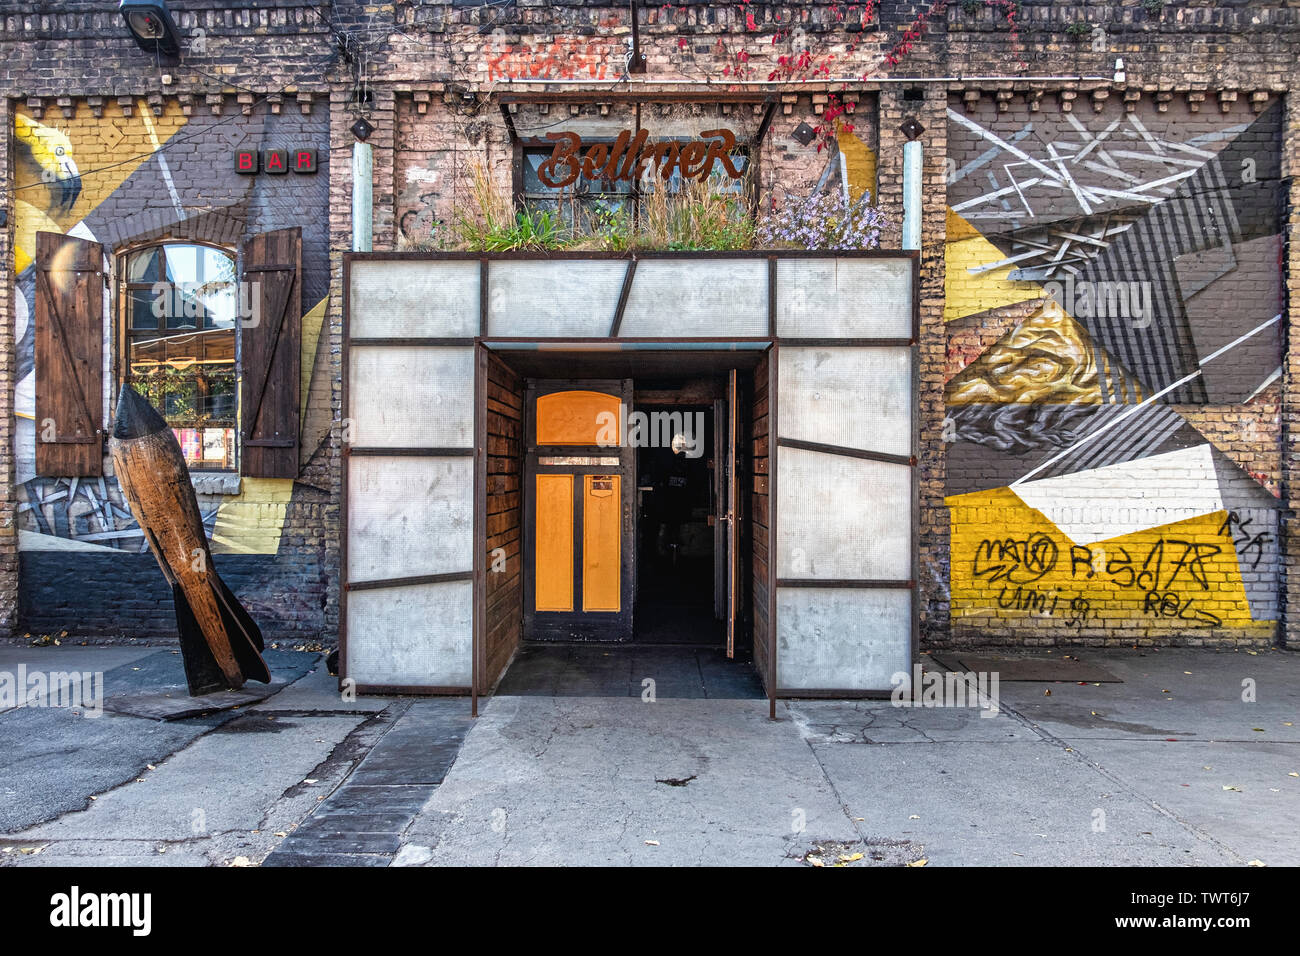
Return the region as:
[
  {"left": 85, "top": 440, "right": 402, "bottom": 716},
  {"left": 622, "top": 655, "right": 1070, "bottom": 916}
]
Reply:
[{"left": 118, "top": 241, "right": 238, "bottom": 470}]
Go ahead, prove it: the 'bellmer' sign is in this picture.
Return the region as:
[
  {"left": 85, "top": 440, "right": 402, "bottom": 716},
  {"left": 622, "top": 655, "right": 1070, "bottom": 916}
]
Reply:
[{"left": 536, "top": 128, "right": 745, "bottom": 189}]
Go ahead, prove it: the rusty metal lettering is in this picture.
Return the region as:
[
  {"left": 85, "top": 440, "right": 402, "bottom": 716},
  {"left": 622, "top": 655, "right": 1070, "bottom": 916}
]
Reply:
[
  {"left": 537, "top": 131, "right": 583, "bottom": 189},
  {"left": 535, "top": 127, "right": 745, "bottom": 189},
  {"left": 698, "top": 129, "right": 744, "bottom": 179}
]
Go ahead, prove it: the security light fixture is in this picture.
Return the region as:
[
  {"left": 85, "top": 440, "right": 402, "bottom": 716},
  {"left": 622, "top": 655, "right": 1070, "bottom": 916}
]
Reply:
[
  {"left": 351, "top": 117, "right": 375, "bottom": 142},
  {"left": 119, "top": 0, "right": 181, "bottom": 57}
]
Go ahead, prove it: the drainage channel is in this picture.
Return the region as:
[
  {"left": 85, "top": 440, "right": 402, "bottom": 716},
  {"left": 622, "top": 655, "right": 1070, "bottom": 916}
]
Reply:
[{"left": 263, "top": 699, "right": 474, "bottom": 867}]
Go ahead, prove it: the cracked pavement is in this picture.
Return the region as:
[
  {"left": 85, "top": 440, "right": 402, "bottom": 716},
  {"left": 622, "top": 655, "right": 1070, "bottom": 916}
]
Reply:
[{"left": 0, "top": 643, "right": 1296, "bottom": 866}]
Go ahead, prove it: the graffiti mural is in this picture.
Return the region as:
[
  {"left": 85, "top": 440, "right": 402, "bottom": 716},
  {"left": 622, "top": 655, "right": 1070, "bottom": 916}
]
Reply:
[
  {"left": 12, "top": 97, "right": 336, "bottom": 638},
  {"left": 12, "top": 99, "right": 333, "bottom": 555},
  {"left": 944, "top": 95, "right": 1283, "bottom": 641},
  {"left": 485, "top": 38, "right": 615, "bottom": 82}
]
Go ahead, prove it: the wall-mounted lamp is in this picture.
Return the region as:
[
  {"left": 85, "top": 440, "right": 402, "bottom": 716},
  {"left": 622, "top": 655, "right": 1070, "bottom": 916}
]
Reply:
[
  {"left": 119, "top": 0, "right": 181, "bottom": 57},
  {"left": 350, "top": 117, "right": 375, "bottom": 143}
]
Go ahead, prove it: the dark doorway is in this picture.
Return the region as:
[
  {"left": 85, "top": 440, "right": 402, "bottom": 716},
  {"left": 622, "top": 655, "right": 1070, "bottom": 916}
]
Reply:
[
  {"left": 634, "top": 402, "right": 722, "bottom": 645},
  {"left": 494, "top": 643, "right": 764, "bottom": 699},
  {"left": 483, "top": 346, "right": 766, "bottom": 697}
]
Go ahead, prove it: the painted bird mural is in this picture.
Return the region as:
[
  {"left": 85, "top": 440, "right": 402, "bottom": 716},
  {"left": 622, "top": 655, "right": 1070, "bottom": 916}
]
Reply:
[
  {"left": 15, "top": 112, "right": 82, "bottom": 218},
  {"left": 110, "top": 385, "right": 271, "bottom": 695}
]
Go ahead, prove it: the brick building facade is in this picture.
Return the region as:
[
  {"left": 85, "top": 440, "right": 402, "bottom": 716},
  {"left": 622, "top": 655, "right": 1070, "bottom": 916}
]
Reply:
[{"left": 0, "top": 1, "right": 1296, "bottom": 661}]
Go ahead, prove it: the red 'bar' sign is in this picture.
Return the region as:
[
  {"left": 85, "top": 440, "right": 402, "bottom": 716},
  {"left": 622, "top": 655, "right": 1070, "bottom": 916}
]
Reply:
[
  {"left": 233, "top": 148, "right": 318, "bottom": 175},
  {"left": 536, "top": 128, "right": 744, "bottom": 189}
]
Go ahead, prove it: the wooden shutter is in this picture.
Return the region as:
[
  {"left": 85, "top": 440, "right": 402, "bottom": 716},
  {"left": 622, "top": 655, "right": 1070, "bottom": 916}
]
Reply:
[
  {"left": 240, "top": 227, "right": 301, "bottom": 478},
  {"left": 34, "top": 231, "right": 104, "bottom": 477}
]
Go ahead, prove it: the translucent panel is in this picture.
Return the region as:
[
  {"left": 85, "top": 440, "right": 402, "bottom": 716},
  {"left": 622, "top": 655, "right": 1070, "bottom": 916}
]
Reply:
[
  {"left": 347, "top": 456, "right": 473, "bottom": 583},
  {"left": 536, "top": 390, "right": 621, "bottom": 445},
  {"left": 777, "top": 445, "right": 911, "bottom": 580},
  {"left": 487, "top": 260, "right": 626, "bottom": 337},
  {"left": 619, "top": 259, "right": 768, "bottom": 336},
  {"left": 346, "top": 580, "right": 472, "bottom": 687},
  {"left": 776, "top": 258, "right": 913, "bottom": 338},
  {"left": 778, "top": 347, "right": 913, "bottom": 457},
  {"left": 348, "top": 346, "right": 473, "bottom": 447},
  {"left": 776, "top": 587, "right": 912, "bottom": 691},
  {"left": 350, "top": 260, "right": 480, "bottom": 338}
]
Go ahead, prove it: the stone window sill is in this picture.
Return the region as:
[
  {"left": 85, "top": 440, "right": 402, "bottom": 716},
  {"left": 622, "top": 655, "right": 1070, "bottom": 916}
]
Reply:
[{"left": 190, "top": 472, "right": 242, "bottom": 496}]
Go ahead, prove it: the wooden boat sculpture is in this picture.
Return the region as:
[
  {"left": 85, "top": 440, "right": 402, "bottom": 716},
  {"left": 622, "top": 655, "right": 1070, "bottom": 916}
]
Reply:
[{"left": 110, "top": 384, "right": 271, "bottom": 695}]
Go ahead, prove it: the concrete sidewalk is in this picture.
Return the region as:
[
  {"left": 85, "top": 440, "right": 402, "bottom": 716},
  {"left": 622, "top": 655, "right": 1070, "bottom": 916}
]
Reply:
[
  {"left": 400, "top": 646, "right": 1300, "bottom": 866},
  {"left": 0, "top": 642, "right": 1295, "bottom": 866}
]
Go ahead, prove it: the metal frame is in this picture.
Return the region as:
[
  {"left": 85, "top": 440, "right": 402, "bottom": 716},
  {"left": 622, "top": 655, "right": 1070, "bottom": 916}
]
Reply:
[
  {"left": 340, "top": 250, "right": 921, "bottom": 710},
  {"left": 769, "top": 257, "right": 921, "bottom": 700}
]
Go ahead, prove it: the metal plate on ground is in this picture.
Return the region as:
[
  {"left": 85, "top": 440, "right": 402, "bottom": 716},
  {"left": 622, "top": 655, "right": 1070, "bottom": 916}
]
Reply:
[
  {"left": 929, "top": 655, "right": 1122, "bottom": 683},
  {"left": 102, "top": 681, "right": 289, "bottom": 721}
]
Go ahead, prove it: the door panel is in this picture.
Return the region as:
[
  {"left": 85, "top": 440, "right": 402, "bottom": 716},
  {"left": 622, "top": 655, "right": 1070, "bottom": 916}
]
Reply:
[
  {"left": 582, "top": 475, "right": 621, "bottom": 612},
  {"left": 726, "top": 368, "right": 740, "bottom": 658},
  {"left": 523, "top": 379, "right": 634, "bottom": 641},
  {"left": 535, "top": 474, "right": 575, "bottom": 612},
  {"left": 713, "top": 398, "right": 726, "bottom": 621}
]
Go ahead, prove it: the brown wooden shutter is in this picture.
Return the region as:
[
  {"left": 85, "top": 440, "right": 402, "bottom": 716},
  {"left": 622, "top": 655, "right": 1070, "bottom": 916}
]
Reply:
[
  {"left": 34, "top": 231, "right": 104, "bottom": 477},
  {"left": 240, "top": 227, "right": 301, "bottom": 478}
]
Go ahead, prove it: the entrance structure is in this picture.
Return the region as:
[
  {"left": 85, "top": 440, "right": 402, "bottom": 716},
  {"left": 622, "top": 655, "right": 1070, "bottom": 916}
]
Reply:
[{"left": 342, "top": 252, "right": 918, "bottom": 711}]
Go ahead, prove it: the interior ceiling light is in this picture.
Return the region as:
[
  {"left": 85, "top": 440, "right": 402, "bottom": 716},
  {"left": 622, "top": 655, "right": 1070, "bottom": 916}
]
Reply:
[{"left": 119, "top": 0, "right": 181, "bottom": 57}]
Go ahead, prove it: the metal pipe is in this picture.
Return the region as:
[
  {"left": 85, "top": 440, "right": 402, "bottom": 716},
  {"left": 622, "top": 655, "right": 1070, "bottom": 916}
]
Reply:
[
  {"left": 902, "top": 138, "right": 922, "bottom": 251},
  {"left": 497, "top": 75, "right": 1110, "bottom": 85},
  {"left": 352, "top": 141, "right": 373, "bottom": 253}
]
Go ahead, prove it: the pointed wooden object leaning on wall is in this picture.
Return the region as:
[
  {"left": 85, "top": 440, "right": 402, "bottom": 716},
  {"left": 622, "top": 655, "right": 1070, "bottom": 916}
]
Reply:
[{"left": 109, "top": 384, "right": 271, "bottom": 695}]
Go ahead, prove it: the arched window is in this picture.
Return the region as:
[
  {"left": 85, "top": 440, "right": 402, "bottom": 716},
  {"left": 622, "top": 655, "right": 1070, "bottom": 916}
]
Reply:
[{"left": 118, "top": 241, "right": 238, "bottom": 470}]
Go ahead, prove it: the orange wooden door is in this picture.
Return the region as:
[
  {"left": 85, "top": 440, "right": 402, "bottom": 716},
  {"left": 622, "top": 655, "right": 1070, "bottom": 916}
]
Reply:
[{"left": 524, "top": 380, "right": 634, "bottom": 641}]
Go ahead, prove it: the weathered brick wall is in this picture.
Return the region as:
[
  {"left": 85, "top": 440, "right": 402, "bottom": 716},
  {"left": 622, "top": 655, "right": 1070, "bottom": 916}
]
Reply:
[
  {"left": 392, "top": 93, "right": 866, "bottom": 249},
  {"left": 1283, "top": 90, "right": 1300, "bottom": 654},
  {"left": 876, "top": 86, "right": 950, "bottom": 639},
  {"left": 0, "top": 96, "right": 14, "bottom": 633},
  {"left": 0, "top": 1, "right": 1297, "bottom": 651}
]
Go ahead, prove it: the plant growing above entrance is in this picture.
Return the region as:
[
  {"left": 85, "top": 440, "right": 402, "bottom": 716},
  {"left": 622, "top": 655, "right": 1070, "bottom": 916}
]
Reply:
[
  {"left": 756, "top": 190, "right": 888, "bottom": 251},
  {"left": 442, "top": 160, "right": 886, "bottom": 254}
]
